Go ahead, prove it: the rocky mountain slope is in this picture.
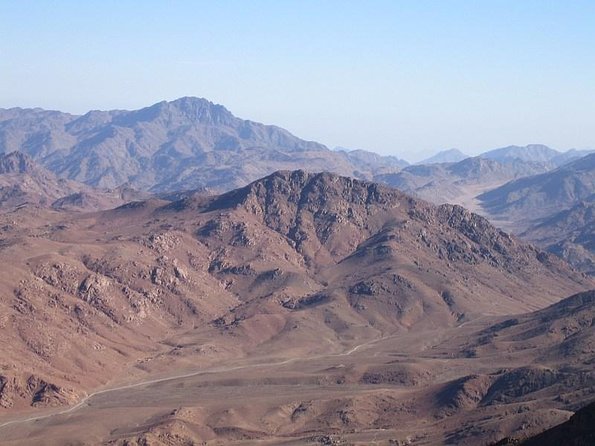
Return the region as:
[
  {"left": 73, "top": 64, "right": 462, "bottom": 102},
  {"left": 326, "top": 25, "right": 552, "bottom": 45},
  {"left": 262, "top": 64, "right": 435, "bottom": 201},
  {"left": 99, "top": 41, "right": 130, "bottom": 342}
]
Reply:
[
  {"left": 523, "top": 202, "right": 594, "bottom": 276},
  {"left": 515, "top": 400, "right": 595, "bottom": 446},
  {"left": 0, "top": 170, "right": 590, "bottom": 418},
  {"left": 391, "top": 289, "right": 595, "bottom": 445},
  {"left": 479, "top": 153, "right": 595, "bottom": 225},
  {"left": 466, "top": 289, "right": 594, "bottom": 370},
  {"left": 479, "top": 153, "right": 594, "bottom": 274},
  {"left": 0, "top": 151, "right": 143, "bottom": 211},
  {"left": 484, "top": 291, "right": 595, "bottom": 445},
  {"left": 0, "top": 98, "right": 406, "bottom": 193}
]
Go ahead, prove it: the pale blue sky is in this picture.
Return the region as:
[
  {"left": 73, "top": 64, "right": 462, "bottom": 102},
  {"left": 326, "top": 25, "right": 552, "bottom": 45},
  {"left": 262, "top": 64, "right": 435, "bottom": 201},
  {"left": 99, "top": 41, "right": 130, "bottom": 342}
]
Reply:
[{"left": 1, "top": 1, "right": 594, "bottom": 160}]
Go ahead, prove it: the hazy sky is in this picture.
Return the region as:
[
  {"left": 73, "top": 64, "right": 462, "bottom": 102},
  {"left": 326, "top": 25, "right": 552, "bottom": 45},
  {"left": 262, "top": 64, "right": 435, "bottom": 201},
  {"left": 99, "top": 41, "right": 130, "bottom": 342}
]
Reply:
[{"left": 1, "top": 1, "right": 594, "bottom": 161}]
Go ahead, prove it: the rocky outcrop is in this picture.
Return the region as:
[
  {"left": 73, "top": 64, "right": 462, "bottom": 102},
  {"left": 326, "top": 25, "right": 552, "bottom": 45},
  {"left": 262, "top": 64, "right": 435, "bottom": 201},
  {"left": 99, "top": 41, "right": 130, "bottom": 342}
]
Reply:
[{"left": 0, "top": 374, "right": 77, "bottom": 409}]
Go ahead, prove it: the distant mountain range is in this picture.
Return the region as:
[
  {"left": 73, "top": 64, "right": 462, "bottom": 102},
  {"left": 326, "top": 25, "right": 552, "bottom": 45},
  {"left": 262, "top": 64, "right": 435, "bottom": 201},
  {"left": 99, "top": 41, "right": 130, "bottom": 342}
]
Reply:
[
  {"left": 333, "top": 146, "right": 409, "bottom": 172},
  {"left": 535, "top": 202, "right": 594, "bottom": 276},
  {"left": 1, "top": 98, "right": 591, "bottom": 195},
  {"left": 1, "top": 98, "right": 593, "bottom": 276},
  {"left": 374, "top": 156, "right": 551, "bottom": 208},
  {"left": 480, "top": 144, "right": 592, "bottom": 167},
  {"left": 417, "top": 145, "right": 591, "bottom": 168},
  {"left": 479, "top": 153, "right": 595, "bottom": 223},
  {"left": 0, "top": 98, "right": 407, "bottom": 193}
]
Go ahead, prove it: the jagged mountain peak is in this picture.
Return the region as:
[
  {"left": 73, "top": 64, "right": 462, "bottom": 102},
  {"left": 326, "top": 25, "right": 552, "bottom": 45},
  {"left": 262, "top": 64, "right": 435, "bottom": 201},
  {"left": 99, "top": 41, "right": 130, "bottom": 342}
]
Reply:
[
  {"left": 158, "top": 96, "right": 233, "bottom": 122},
  {"left": 113, "top": 96, "right": 235, "bottom": 127},
  {"left": 175, "top": 169, "right": 573, "bottom": 277},
  {"left": 206, "top": 169, "right": 406, "bottom": 213},
  {"left": 201, "top": 169, "right": 548, "bottom": 249},
  {"left": 0, "top": 151, "right": 39, "bottom": 174}
]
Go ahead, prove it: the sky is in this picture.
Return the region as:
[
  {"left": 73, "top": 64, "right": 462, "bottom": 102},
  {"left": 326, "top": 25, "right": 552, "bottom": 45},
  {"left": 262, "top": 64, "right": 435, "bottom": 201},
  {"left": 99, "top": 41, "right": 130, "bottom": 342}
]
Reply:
[{"left": 1, "top": 1, "right": 594, "bottom": 161}]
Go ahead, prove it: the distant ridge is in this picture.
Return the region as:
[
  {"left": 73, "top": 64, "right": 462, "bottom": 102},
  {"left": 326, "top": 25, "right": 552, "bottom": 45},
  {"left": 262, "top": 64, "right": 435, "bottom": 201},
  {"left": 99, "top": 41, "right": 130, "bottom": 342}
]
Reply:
[
  {"left": 479, "top": 153, "right": 595, "bottom": 223},
  {"left": 5, "top": 99, "right": 588, "bottom": 197},
  {"left": 479, "top": 144, "right": 592, "bottom": 167},
  {"left": 333, "top": 146, "right": 409, "bottom": 170},
  {"left": 375, "top": 156, "right": 550, "bottom": 206},
  {"left": 479, "top": 153, "right": 595, "bottom": 274},
  {"left": 0, "top": 151, "right": 145, "bottom": 211},
  {"left": 0, "top": 98, "right": 407, "bottom": 193},
  {"left": 418, "top": 148, "right": 469, "bottom": 164}
]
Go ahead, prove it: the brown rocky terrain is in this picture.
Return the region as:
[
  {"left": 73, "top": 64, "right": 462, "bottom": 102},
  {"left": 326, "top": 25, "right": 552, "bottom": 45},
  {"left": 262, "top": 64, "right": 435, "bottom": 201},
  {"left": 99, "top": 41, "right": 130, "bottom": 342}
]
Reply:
[
  {"left": 0, "top": 171, "right": 592, "bottom": 445},
  {"left": 492, "top": 402, "right": 595, "bottom": 446},
  {"left": 440, "top": 290, "right": 595, "bottom": 443}
]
